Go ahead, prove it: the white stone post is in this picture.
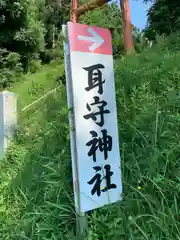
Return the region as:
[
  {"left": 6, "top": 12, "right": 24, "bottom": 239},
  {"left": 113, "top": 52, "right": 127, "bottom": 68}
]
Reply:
[{"left": 0, "top": 91, "right": 17, "bottom": 160}]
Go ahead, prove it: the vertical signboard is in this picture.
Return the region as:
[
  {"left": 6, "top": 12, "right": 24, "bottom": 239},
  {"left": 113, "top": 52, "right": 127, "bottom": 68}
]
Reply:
[{"left": 64, "top": 22, "right": 122, "bottom": 213}]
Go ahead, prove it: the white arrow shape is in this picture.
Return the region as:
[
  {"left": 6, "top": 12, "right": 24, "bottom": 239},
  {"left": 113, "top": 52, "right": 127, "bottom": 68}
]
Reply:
[{"left": 77, "top": 28, "right": 104, "bottom": 51}]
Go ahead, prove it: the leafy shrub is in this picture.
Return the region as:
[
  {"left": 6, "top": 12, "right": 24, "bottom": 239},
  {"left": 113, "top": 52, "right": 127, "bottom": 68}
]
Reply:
[
  {"left": 145, "top": 0, "right": 180, "bottom": 40},
  {"left": 0, "top": 48, "right": 23, "bottom": 88},
  {"left": 27, "top": 60, "right": 42, "bottom": 73},
  {"left": 40, "top": 47, "right": 64, "bottom": 64},
  {"left": 155, "top": 32, "right": 180, "bottom": 52},
  {"left": 0, "top": 69, "right": 18, "bottom": 89},
  {"left": 0, "top": 49, "right": 22, "bottom": 71}
]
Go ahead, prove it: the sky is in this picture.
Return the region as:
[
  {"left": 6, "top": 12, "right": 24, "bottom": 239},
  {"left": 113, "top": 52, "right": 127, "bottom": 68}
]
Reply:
[{"left": 129, "top": 0, "right": 151, "bottom": 30}]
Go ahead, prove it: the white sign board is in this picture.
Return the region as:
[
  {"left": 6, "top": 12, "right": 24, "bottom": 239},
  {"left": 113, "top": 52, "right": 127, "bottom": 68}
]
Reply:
[
  {"left": 0, "top": 91, "right": 17, "bottom": 160},
  {"left": 64, "top": 22, "right": 122, "bottom": 213}
]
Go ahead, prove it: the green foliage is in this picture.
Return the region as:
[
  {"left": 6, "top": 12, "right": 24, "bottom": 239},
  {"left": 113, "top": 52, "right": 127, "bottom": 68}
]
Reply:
[
  {"left": 79, "top": 4, "right": 150, "bottom": 57},
  {"left": 0, "top": 49, "right": 22, "bottom": 71},
  {"left": 0, "top": 0, "right": 68, "bottom": 87},
  {"left": 40, "top": 46, "right": 64, "bottom": 64},
  {"left": 1, "top": 34, "right": 180, "bottom": 239},
  {"left": 0, "top": 0, "right": 45, "bottom": 55},
  {"left": 153, "top": 32, "right": 180, "bottom": 52},
  {"left": 43, "top": 0, "right": 69, "bottom": 49},
  {"left": 145, "top": 0, "right": 180, "bottom": 40},
  {"left": 80, "top": 4, "right": 124, "bottom": 58},
  {"left": 133, "top": 27, "right": 153, "bottom": 53},
  {"left": 0, "top": 48, "right": 23, "bottom": 88},
  {"left": 27, "top": 59, "right": 42, "bottom": 73},
  {"left": 0, "top": 0, "right": 46, "bottom": 86},
  {"left": 86, "top": 37, "right": 180, "bottom": 238}
]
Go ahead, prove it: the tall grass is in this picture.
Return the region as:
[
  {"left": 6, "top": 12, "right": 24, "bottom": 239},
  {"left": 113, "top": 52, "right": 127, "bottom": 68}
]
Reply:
[{"left": 0, "top": 42, "right": 180, "bottom": 239}]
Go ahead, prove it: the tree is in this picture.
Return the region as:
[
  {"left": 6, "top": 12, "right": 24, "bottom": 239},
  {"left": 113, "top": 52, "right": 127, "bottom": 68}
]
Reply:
[
  {"left": 42, "top": 0, "right": 69, "bottom": 49},
  {"left": 0, "top": 0, "right": 45, "bottom": 71},
  {"left": 0, "top": 0, "right": 70, "bottom": 87},
  {"left": 145, "top": 0, "right": 180, "bottom": 40}
]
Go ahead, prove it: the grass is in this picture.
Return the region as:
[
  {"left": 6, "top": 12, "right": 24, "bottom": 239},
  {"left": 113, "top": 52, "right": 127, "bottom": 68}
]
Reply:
[{"left": 0, "top": 43, "right": 180, "bottom": 239}]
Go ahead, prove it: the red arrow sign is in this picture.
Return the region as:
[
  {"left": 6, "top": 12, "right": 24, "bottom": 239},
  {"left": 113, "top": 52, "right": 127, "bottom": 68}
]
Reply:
[{"left": 67, "top": 22, "right": 112, "bottom": 55}]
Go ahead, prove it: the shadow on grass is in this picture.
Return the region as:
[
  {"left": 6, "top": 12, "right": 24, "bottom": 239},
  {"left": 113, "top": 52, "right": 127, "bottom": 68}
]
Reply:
[{"left": 0, "top": 85, "right": 77, "bottom": 240}]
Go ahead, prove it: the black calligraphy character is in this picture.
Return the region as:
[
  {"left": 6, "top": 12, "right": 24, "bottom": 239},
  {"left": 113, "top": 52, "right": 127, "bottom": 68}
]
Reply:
[
  {"left": 87, "top": 165, "right": 117, "bottom": 197},
  {"left": 86, "top": 129, "right": 112, "bottom": 162},
  {"left": 83, "top": 96, "right": 110, "bottom": 127},
  {"left": 83, "top": 64, "right": 105, "bottom": 95}
]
